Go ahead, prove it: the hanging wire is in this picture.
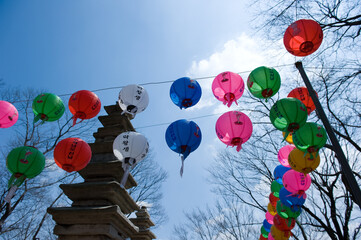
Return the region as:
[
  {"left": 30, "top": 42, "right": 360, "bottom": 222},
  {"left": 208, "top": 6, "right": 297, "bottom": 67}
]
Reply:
[
  {"left": 8, "top": 63, "right": 360, "bottom": 104},
  {"left": 11, "top": 63, "right": 295, "bottom": 103}
]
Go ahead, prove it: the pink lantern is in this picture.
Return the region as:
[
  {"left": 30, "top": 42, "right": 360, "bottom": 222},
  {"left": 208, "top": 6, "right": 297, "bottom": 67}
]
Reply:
[
  {"left": 268, "top": 232, "right": 275, "bottom": 240},
  {"left": 266, "top": 211, "right": 274, "bottom": 224},
  {"left": 282, "top": 169, "right": 312, "bottom": 197},
  {"left": 0, "top": 101, "right": 18, "bottom": 128},
  {"left": 215, "top": 111, "right": 253, "bottom": 151},
  {"left": 212, "top": 71, "right": 245, "bottom": 107},
  {"left": 277, "top": 145, "right": 295, "bottom": 167}
]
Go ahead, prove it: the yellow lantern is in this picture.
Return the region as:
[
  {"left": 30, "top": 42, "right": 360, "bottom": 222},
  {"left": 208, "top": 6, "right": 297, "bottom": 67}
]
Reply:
[
  {"left": 268, "top": 202, "right": 277, "bottom": 216},
  {"left": 271, "top": 225, "right": 291, "bottom": 240},
  {"left": 288, "top": 148, "right": 320, "bottom": 174}
]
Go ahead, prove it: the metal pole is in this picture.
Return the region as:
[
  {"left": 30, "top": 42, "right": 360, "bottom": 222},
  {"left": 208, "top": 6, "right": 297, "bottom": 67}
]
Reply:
[{"left": 295, "top": 61, "right": 361, "bottom": 209}]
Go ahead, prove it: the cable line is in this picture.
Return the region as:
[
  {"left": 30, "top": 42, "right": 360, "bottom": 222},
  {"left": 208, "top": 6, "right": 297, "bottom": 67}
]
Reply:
[{"left": 11, "top": 63, "right": 296, "bottom": 103}]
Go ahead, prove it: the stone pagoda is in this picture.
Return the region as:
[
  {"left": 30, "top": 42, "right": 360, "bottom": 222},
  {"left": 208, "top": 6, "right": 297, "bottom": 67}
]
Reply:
[{"left": 48, "top": 104, "right": 156, "bottom": 240}]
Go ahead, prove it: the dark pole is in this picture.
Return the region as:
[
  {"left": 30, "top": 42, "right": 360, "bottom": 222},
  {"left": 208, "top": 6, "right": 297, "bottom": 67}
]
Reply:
[{"left": 295, "top": 61, "right": 361, "bottom": 209}]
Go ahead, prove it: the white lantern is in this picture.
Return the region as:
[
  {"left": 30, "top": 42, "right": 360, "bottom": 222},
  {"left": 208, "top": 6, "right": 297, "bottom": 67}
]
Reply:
[
  {"left": 118, "top": 84, "right": 149, "bottom": 117},
  {"left": 113, "top": 131, "right": 149, "bottom": 186}
]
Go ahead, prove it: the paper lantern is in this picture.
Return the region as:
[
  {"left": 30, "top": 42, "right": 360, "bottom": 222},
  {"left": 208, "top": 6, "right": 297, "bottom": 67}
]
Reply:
[
  {"left": 69, "top": 90, "right": 101, "bottom": 126},
  {"left": 268, "top": 232, "right": 275, "bottom": 240},
  {"left": 247, "top": 66, "right": 281, "bottom": 100},
  {"left": 276, "top": 200, "right": 301, "bottom": 219},
  {"left": 0, "top": 101, "right": 18, "bottom": 128},
  {"left": 279, "top": 187, "right": 306, "bottom": 212},
  {"left": 32, "top": 93, "right": 65, "bottom": 123},
  {"left": 118, "top": 84, "right": 149, "bottom": 117},
  {"left": 293, "top": 122, "right": 327, "bottom": 158},
  {"left": 261, "top": 226, "right": 270, "bottom": 237},
  {"left": 278, "top": 145, "right": 295, "bottom": 167},
  {"left": 212, "top": 71, "right": 245, "bottom": 107},
  {"left": 170, "top": 77, "right": 202, "bottom": 109},
  {"left": 271, "top": 180, "right": 283, "bottom": 198},
  {"left": 269, "top": 98, "right": 308, "bottom": 138},
  {"left": 284, "top": 19, "right": 323, "bottom": 57},
  {"left": 282, "top": 132, "right": 294, "bottom": 144},
  {"left": 282, "top": 169, "right": 311, "bottom": 197},
  {"left": 215, "top": 111, "right": 253, "bottom": 151},
  {"left": 273, "top": 214, "right": 296, "bottom": 231},
  {"left": 268, "top": 202, "right": 277, "bottom": 216},
  {"left": 263, "top": 219, "right": 272, "bottom": 232},
  {"left": 114, "top": 131, "right": 149, "bottom": 185},
  {"left": 288, "top": 148, "right": 321, "bottom": 174},
  {"left": 165, "top": 119, "right": 201, "bottom": 176},
  {"left": 7, "top": 146, "right": 45, "bottom": 188},
  {"left": 273, "top": 165, "right": 291, "bottom": 184},
  {"left": 54, "top": 138, "right": 92, "bottom": 172},
  {"left": 259, "top": 234, "right": 268, "bottom": 240},
  {"left": 270, "top": 225, "right": 292, "bottom": 240},
  {"left": 269, "top": 192, "right": 280, "bottom": 207},
  {"left": 266, "top": 211, "right": 275, "bottom": 224},
  {"left": 288, "top": 87, "right": 317, "bottom": 114}
]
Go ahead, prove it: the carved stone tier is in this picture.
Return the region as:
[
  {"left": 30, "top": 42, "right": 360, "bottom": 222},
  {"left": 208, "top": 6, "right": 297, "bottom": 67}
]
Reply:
[
  {"left": 78, "top": 160, "right": 137, "bottom": 188},
  {"left": 48, "top": 104, "right": 156, "bottom": 239},
  {"left": 60, "top": 181, "right": 139, "bottom": 214},
  {"left": 48, "top": 206, "right": 139, "bottom": 239},
  {"left": 54, "top": 224, "right": 122, "bottom": 240},
  {"left": 130, "top": 207, "right": 156, "bottom": 240}
]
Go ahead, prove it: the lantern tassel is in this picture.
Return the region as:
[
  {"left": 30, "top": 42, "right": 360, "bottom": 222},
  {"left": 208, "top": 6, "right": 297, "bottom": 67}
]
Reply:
[
  {"left": 180, "top": 155, "right": 185, "bottom": 177},
  {"left": 72, "top": 116, "right": 78, "bottom": 126},
  {"left": 282, "top": 130, "right": 290, "bottom": 142},
  {"left": 304, "top": 151, "right": 314, "bottom": 160},
  {"left": 4, "top": 186, "right": 18, "bottom": 203},
  {"left": 72, "top": 114, "right": 84, "bottom": 126},
  {"left": 120, "top": 164, "right": 131, "bottom": 187},
  {"left": 33, "top": 114, "right": 41, "bottom": 124},
  {"left": 236, "top": 144, "right": 242, "bottom": 152}
]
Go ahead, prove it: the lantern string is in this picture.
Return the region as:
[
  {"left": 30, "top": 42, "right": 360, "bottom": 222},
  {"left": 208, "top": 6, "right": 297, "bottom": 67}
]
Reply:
[{"left": 11, "top": 63, "right": 297, "bottom": 103}]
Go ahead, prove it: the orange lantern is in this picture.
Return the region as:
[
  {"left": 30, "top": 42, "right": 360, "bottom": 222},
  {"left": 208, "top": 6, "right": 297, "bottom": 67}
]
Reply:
[
  {"left": 54, "top": 138, "right": 92, "bottom": 172},
  {"left": 68, "top": 90, "right": 101, "bottom": 126},
  {"left": 284, "top": 19, "right": 323, "bottom": 57}
]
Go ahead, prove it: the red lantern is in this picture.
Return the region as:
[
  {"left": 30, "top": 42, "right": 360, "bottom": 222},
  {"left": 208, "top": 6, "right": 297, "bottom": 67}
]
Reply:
[
  {"left": 54, "top": 138, "right": 92, "bottom": 172},
  {"left": 273, "top": 214, "right": 296, "bottom": 231},
  {"left": 269, "top": 192, "right": 279, "bottom": 207},
  {"left": 284, "top": 19, "right": 323, "bottom": 57},
  {"left": 288, "top": 87, "right": 317, "bottom": 115},
  {"left": 69, "top": 90, "right": 101, "bottom": 126},
  {"left": 259, "top": 234, "right": 268, "bottom": 240}
]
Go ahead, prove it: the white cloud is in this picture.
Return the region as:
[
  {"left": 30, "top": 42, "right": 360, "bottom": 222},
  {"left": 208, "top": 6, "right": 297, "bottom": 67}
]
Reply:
[{"left": 186, "top": 33, "right": 294, "bottom": 113}]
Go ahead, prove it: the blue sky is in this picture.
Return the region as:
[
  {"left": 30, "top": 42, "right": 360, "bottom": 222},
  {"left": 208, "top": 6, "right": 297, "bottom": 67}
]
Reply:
[{"left": 0, "top": 1, "right": 295, "bottom": 239}]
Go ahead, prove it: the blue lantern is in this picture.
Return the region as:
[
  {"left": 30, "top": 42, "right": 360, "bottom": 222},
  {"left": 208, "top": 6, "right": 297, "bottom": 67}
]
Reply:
[
  {"left": 263, "top": 219, "right": 272, "bottom": 232},
  {"left": 279, "top": 187, "right": 306, "bottom": 212},
  {"left": 165, "top": 119, "right": 202, "bottom": 176},
  {"left": 170, "top": 77, "right": 202, "bottom": 109},
  {"left": 273, "top": 165, "right": 291, "bottom": 184}
]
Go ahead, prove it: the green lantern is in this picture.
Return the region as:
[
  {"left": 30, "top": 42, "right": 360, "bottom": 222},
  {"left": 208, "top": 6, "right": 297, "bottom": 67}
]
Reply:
[
  {"left": 6, "top": 146, "right": 45, "bottom": 188},
  {"left": 271, "top": 180, "right": 283, "bottom": 198},
  {"left": 293, "top": 122, "right": 327, "bottom": 159},
  {"left": 32, "top": 93, "right": 65, "bottom": 123},
  {"left": 247, "top": 66, "right": 281, "bottom": 100},
  {"left": 261, "top": 226, "right": 269, "bottom": 237},
  {"left": 276, "top": 200, "right": 301, "bottom": 219},
  {"left": 269, "top": 98, "right": 308, "bottom": 139}
]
